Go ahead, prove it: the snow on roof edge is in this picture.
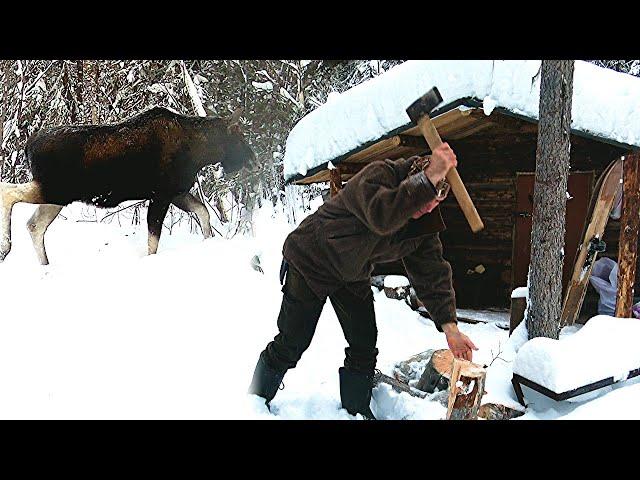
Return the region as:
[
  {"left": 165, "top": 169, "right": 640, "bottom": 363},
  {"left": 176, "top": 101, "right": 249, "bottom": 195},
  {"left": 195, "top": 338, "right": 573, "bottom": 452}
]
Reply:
[
  {"left": 285, "top": 97, "right": 475, "bottom": 185},
  {"left": 284, "top": 60, "right": 640, "bottom": 183}
]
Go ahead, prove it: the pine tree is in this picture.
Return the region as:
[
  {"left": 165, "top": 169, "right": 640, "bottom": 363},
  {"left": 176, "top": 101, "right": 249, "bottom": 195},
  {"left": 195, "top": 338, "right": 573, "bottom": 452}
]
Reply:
[{"left": 526, "top": 60, "right": 575, "bottom": 339}]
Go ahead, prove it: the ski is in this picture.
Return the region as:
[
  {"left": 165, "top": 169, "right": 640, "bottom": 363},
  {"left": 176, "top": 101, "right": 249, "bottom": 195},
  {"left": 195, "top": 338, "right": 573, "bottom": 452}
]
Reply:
[{"left": 560, "top": 157, "right": 623, "bottom": 326}]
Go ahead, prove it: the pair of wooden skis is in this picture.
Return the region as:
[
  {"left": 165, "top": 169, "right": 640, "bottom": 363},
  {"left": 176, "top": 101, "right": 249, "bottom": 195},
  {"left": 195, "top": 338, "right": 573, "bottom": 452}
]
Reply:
[{"left": 561, "top": 157, "right": 624, "bottom": 326}]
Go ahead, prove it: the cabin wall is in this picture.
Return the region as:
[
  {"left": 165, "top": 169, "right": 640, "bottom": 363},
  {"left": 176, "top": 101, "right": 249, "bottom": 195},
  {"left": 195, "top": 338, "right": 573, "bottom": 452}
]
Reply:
[
  {"left": 321, "top": 113, "right": 633, "bottom": 314},
  {"left": 438, "top": 131, "right": 625, "bottom": 312}
]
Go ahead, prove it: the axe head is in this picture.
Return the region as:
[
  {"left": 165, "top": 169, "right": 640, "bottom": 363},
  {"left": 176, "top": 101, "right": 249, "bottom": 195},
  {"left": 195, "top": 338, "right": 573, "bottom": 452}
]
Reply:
[{"left": 406, "top": 87, "right": 443, "bottom": 124}]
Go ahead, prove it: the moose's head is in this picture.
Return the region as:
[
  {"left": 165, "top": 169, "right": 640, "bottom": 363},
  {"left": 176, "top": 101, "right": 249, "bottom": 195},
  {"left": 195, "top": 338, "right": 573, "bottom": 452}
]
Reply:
[{"left": 221, "top": 108, "right": 258, "bottom": 175}]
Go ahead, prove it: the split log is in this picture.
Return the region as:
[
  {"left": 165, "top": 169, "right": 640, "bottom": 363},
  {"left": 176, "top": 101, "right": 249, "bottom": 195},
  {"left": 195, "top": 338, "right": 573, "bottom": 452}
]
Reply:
[
  {"left": 478, "top": 403, "right": 525, "bottom": 420},
  {"left": 416, "top": 349, "right": 454, "bottom": 393},
  {"left": 446, "top": 359, "right": 487, "bottom": 420},
  {"left": 373, "top": 371, "right": 428, "bottom": 399}
]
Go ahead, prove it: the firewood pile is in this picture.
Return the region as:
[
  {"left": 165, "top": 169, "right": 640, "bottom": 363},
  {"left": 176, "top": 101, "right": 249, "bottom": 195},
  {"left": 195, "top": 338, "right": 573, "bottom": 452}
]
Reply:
[{"left": 374, "top": 348, "right": 524, "bottom": 420}]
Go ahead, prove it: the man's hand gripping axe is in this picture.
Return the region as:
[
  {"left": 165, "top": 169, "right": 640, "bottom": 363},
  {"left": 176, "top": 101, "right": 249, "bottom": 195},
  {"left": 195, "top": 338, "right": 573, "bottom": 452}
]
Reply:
[{"left": 406, "top": 87, "right": 484, "bottom": 233}]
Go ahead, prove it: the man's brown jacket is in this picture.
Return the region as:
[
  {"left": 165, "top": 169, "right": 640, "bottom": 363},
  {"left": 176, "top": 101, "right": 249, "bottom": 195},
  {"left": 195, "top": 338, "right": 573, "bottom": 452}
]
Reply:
[{"left": 283, "top": 156, "right": 457, "bottom": 331}]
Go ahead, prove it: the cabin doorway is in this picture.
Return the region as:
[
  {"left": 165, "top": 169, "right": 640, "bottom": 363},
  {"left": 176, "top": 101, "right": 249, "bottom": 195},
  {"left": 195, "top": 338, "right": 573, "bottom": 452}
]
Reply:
[{"left": 512, "top": 171, "right": 594, "bottom": 295}]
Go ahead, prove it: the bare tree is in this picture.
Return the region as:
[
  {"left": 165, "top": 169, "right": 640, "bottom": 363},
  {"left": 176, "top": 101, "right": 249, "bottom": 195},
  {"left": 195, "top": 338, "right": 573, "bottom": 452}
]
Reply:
[
  {"left": 75, "top": 60, "right": 84, "bottom": 123},
  {"left": 591, "top": 60, "right": 640, "bottom": 76},
  {"left": 85, "top": 60, "right": 100, "bottom": 123},
  {"left": 0, "top": 60, "right": 10, "bottom": 181},
  {"left": 526, "top": 60, "right": 575, "bottom": 340}
]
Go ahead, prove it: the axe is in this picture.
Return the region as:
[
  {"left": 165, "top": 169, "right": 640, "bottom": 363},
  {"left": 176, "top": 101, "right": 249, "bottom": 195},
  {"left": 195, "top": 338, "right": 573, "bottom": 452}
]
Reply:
[{"left": 406, "top": 88, "right": 484, "bottom": 233}]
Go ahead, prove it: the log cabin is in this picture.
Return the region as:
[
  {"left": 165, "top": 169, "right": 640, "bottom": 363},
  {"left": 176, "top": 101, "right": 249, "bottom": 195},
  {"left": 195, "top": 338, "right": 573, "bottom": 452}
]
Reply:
[{"left": 283, "top": 61, "right": 640, "bottom": 321}]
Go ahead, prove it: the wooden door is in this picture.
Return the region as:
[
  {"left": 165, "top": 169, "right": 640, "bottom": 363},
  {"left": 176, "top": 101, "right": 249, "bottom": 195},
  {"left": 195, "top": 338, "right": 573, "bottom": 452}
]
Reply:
[{"left": 512, "top": 171, "right": 594, "bottom": 295}]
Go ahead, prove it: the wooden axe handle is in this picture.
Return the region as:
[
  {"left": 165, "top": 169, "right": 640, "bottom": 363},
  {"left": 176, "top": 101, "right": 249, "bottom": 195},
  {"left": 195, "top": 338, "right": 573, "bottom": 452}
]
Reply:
[{"left": 417, "top": 116, "right": 485, "bottom": 233}]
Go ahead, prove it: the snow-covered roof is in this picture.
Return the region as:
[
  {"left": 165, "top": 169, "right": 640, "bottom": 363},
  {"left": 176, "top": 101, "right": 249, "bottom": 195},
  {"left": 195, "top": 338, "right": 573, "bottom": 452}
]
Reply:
[{"left": 284, "top": 60, "right": 640, "bottom": 182}]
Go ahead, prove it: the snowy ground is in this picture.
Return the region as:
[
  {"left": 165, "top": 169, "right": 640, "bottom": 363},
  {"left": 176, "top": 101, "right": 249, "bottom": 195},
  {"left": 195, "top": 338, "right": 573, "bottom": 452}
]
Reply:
[{"left": 1, "top": 201, "right": 639, "bottom": 419}]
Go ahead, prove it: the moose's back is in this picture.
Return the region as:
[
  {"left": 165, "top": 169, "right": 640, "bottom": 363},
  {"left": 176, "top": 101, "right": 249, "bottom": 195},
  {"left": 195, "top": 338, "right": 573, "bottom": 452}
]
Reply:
[{"left": 26, "top": 108, "right": 197, "bottom": 208}]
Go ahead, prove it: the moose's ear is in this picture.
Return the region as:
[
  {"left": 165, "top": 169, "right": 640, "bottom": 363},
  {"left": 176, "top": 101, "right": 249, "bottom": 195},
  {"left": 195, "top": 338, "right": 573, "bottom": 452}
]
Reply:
[{"left": 227, "top": 107, "right": 243, "bottom": 129}]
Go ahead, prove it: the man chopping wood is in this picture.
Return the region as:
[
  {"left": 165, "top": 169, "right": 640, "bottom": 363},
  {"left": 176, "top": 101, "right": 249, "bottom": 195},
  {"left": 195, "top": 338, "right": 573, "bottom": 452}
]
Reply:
[{"left": 249, "top": 143, "right": 477, "bottom": 419}]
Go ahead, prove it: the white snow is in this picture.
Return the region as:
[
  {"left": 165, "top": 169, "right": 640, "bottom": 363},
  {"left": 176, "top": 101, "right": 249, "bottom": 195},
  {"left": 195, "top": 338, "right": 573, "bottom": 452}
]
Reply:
[
  {"left": 383, "top": 275, "right": 409, "bottom": 288},
  {"left": 284, "top": 60, "right": 640, "bottom": 181},
  {"left": 511, "top": 287, "right": 529, "bottom": 299},
  {"left": 2, "top": 200, "right": 640, "bottom": 419},
  {"left": 558, "top": 381, "right": 640, "bottom": 419},
  {"left": 513, "top": 315, "right": 640, "bottom": 393},
  {"left": 252, "top": 81, "right": 273, "bottom": 92},
  {"left": 0, "top": 200, "right": 503, "bottom": 419},
  {"left": 456, "top": 308, "right": 509, "bottom": 327}
]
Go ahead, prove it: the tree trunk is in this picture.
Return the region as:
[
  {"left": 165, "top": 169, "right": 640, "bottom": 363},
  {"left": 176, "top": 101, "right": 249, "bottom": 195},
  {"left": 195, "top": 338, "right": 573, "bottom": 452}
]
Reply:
[
  {"left": 11, "top": 60, "right": 25, "bottom": 182},
  {"left": 86, "top": 60, "right": 100, "bottom": 124},
  {"left": 526, "top": 60, "right": 575, "bottom": 340},
  {"left": 615, "top": 152, "right": 640, "bottom": 318},
  {"left": 0, "top": 60, "right": 10, "bottom": 181},
  {"left": 75, "top": 60, "right": 84, "bottom": 123},
  {"left": 62, "top": 62, "right": 76, "bottom": 124}
]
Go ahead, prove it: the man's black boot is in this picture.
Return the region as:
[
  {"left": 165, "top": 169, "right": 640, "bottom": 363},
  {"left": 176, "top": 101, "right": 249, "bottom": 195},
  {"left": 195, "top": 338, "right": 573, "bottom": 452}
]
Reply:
[
  {"left": 248, "top": 351, "right": 286, "bottom": 407},
  {"left": 339, "top": 367, "right": 377, "bottom": 420}
]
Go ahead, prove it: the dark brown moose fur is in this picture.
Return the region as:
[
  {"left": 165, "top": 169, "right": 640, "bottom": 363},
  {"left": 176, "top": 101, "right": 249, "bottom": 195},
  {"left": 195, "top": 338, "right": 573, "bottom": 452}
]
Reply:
[{"left": 0, "top": 106, "right": 257, "bottom": 264}]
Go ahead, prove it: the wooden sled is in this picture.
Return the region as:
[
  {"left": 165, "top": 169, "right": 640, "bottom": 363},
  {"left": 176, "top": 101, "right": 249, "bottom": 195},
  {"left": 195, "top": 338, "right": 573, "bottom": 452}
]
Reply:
[{"left": 512, "top": 367, "right": 640, "bottom": 406}]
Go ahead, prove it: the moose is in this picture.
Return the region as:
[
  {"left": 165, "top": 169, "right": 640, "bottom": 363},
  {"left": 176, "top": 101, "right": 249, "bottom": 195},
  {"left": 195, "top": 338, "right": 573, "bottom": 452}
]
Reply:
[{"left": 0, "top": 106, "right": 257, "bottom": 265}]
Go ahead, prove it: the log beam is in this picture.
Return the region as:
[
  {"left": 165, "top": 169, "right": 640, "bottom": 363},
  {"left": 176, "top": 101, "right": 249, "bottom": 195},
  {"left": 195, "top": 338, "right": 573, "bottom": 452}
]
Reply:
[
  {"left": 615, "top": 152, "right": 640, "bottom": 318},
  {"left": 335, "top": 162, "right": 367, "bottom": 175},
  {"left": 329, "top": 167, "right": 343, "bottom": 197}
]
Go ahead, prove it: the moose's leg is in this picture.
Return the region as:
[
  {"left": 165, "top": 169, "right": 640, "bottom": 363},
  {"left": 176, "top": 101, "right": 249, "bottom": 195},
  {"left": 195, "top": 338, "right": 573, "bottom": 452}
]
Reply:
[
  {"left": 172, "top": 192, "right": 212, "bottom": 239},
  {"left": 0, "top": 181, "right": 44, "bottom": 262},
  {"left": 147, "top": 197, "right": 171, "bottom": 255},
  {"left": 27, "top": 204, "right": 63, "bottom": 265}
]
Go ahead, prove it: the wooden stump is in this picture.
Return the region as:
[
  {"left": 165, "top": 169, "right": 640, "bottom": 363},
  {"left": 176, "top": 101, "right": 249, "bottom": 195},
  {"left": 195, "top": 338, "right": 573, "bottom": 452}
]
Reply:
[
  {"left": 393, "top": 350, "right": 434, "bottom": 384},
  {"left": 416, "top": 349, "right": 454, "bottom": 393},
  {"left": 446, "top": 359, "right": 487, "bottom": 420},
  {"left": 384, "top": 275, "right": 410, "bottom": 300}
]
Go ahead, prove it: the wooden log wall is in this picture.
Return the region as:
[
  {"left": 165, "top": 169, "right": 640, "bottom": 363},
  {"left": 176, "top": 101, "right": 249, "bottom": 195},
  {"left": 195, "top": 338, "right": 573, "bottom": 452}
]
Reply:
[
  {"left": 359, "top": 115, "right": 628, "bottom": 311},
  {"left": 436, "top": 126, "right": 625, "bottom": 310}
]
